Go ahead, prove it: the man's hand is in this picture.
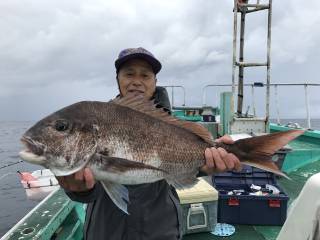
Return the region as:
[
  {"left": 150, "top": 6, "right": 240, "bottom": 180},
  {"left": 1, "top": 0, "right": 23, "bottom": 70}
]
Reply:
[
  {"left": 56, "top": 168, "right": 96, "bottom": 192},
  {"left": 200, "top": 135, "right": 242, "bottom": 175}
]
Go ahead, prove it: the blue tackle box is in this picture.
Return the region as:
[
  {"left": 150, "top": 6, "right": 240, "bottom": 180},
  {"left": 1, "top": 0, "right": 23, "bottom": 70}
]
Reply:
[{"left": 212, "top": 166, "right": 289, "bottom": 225}]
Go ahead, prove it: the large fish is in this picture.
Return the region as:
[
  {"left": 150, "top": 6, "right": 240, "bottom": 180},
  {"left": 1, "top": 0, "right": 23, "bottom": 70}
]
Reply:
[{"left": 19, "top": 95, "right": 303, "bottom": 213}]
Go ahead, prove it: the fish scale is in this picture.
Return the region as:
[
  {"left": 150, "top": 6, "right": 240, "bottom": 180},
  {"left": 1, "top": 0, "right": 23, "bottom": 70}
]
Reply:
[{"left": 98, "top": 103, "right": 208, "bottom": 170}]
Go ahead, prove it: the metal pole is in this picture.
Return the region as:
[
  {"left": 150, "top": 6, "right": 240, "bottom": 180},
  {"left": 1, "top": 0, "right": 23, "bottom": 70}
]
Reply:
[
  {"left": 237, "top": 9, "right": 246, "bottom": 116},
  {"left": 304, "top": 84, "right": 311, "bottom": 129},
  {"left": 232, "top": 0, "right": 238, "bottom": 106},
  {"left": 236, "top": 62, "right": 268, "bottom": 67},
  {"left": 202, "top": 86, "right": 207, "bottom": 106},
  {"left": 274, "top": 85, "right": 280, "bottom": 125},
  {"left": 239, "top": 3, "right": 269, "bottom": 8},
  {"left": 172, "top": 87, "right": 174, "bottom": 107},
  {"left": 251, "top": 85, "right": 256, "bottom": 116},
  {"left": 266, "top": 0, "right": 272, "bottom": 130},
  {"left": 246, "top": 6, "right": 269, "bottom": 13},
  {"left": 182, "top": 88, "right": 186, "bottom": 106}
]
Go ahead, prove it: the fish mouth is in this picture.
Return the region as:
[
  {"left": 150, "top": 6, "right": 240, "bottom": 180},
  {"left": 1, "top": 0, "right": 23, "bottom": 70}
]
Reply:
[
  {"left": 19, "top": 136, "right": 46, "bottom": 164},
  {"left": 21, "top": 136, "right": 44, "bottom": 156}
]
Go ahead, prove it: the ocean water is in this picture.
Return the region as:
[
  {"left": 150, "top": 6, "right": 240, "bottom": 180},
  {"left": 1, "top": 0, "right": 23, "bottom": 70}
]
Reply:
[
  {"left": 0, "top": 121, "right": 41, "bottom": 237},
  {"left": 0, "top": 119, "right": 319, "bottom": 237},
  {"left": 270, "top": 119, "right": 320, "bottom": 130}
]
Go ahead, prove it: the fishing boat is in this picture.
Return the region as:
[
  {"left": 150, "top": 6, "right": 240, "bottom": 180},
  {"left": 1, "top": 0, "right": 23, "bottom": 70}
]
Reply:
[
  {"left": 17, "top": 169, "right": 59, "bottom": 201},
  {"left": 1, "top": 0, "right": 320, "bottom": 239},
  {"left": 2, "top": 104, "right": 320, "bottom": 240}
]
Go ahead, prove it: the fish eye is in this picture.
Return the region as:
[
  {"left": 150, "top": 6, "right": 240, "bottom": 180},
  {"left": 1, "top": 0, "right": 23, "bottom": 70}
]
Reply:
[{"left": 55, "top": 120, "right": 69, "bottom": 132}]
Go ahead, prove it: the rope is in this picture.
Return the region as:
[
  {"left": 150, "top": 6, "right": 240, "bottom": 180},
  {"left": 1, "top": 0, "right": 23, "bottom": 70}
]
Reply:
[{"left": 0, "top": 160, "right": 23, "bottom": 170}]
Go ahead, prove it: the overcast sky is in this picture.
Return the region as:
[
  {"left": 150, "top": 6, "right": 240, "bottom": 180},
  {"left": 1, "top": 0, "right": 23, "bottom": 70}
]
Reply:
[{"left": 0, "top": 0, "right": 319, "bottom": 121}]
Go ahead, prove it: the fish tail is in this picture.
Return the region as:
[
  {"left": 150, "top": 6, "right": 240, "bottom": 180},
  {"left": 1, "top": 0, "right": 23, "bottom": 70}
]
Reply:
[{"left": 220, "top": 130, "right": 304, "bottom": 179}]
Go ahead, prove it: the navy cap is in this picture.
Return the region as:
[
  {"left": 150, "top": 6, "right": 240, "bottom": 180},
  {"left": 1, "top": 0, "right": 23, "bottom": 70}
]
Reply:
[{"left": 115, "top": 47, "right": 162, "bottom": 74}]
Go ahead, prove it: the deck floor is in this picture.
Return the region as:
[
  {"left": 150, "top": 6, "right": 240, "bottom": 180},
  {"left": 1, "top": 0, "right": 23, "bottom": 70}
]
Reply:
[{"left": 183, "top": 159, "right": 320, "bottom": 240}]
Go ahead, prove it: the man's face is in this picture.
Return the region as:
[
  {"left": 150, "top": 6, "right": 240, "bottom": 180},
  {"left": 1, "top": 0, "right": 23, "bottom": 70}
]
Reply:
[{"left": 118, "top": 59, "right": 156, "bottom": 99}]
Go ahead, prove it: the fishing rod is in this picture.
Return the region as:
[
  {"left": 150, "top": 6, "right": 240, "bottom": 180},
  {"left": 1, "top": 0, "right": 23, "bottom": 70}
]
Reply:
[{"left": 0, "top": 160, "right": 23, "bottom": 170}]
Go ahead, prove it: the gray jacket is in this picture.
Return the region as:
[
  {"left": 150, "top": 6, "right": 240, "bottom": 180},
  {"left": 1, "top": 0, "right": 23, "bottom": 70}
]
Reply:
[
  {"left": 67, "top": 181, "right": 181, "bottom": 240},
  {"left": 66, "top": 87, "right": 182, "bottom": 240}
]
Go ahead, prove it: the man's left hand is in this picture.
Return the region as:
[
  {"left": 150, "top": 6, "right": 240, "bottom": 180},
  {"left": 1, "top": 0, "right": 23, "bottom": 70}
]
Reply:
[{"left": 200, "top": 135, "right": 242, "bottom": 175}]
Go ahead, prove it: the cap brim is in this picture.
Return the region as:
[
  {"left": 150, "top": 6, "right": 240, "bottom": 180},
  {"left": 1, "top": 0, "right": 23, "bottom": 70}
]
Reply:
[{"left": 115, "top": 53, "right": 162, "bottom": 74}]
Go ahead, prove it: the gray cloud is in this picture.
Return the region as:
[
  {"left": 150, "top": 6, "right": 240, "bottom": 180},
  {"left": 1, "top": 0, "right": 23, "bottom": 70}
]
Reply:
[{"left": 0, "top": 0, "right": 319, "bottom": 121}]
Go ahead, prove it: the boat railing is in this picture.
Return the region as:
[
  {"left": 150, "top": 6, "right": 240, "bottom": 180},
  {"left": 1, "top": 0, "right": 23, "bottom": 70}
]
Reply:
[
  {"left": 203, "top": 82, "right": 320, "bottom": 129},
  {"left": 202, "top": 83, "right": 264, "bottom": 117},
  {"left": 162, "top": 85, "right": 186, "bottom": 107},
  {"left": 163, "top": 83, "right": 319, "bottom": 129}
]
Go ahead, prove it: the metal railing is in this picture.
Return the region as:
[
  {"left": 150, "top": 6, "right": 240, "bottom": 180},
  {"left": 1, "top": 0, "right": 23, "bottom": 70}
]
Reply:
[
  {"left": 272, "top": 83, "right": 320, "bottom": 129},
  {"left": 162, "top": 85, "right": 186, "bottom": 107},
  {"left": 202, "top": 82, "right": 320, "bottom": 129},
  {"left": 202, "top": 83, "right": 264, "bottom": 114}
]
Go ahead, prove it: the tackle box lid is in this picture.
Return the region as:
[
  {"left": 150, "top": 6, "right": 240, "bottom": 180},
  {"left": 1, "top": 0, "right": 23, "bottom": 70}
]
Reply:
[
  {"left": 212, "top": 165, "right": 279, "bottom": 190},
  {"left": 177, "top": 178, "right": 219, "bottom": 204}
]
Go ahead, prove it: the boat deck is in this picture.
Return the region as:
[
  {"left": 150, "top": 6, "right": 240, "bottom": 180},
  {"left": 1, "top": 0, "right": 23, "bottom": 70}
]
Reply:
[{"left": 184, "top": 158, "right": 320, "bottom": 240}]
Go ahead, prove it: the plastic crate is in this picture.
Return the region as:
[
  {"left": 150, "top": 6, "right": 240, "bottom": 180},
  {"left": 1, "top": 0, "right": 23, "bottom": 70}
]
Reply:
[
  {"left": 177, "top": 178, "right": 218, "bottom": 235},
  {"left": 212, "top": 166, "right": 289, "bottom": 226}
]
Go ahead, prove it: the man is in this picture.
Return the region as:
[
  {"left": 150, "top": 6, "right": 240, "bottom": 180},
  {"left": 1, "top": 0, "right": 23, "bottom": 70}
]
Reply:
[{"left": 57, "top": 47, "right": 241, "bottom": 240}]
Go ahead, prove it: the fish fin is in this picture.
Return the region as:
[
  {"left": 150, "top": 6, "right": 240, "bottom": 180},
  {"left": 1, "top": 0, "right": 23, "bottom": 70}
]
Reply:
[
  {"left": 101, "top": 181, "right": 129, "bottom": 214},
  {"left": 171, "top": 178, "right": 199, "bottom": 190},
  {"left": 242, "top": 161, "right": 291, "bottom": 180},
  {"left": 111, "top": 94, "right": 214, "bottom": 145},
  {"left": 233, "top": 130, "right": 304, "bottom": 156},
  {"left": 167, "top": 172, "right": 199, "bottom": 190},
  {"left": 222, "top": 130, "right": 304, "bottom": 178},
  {"left": 93, "top": 154, "right": 167, "bottom": 173}
]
